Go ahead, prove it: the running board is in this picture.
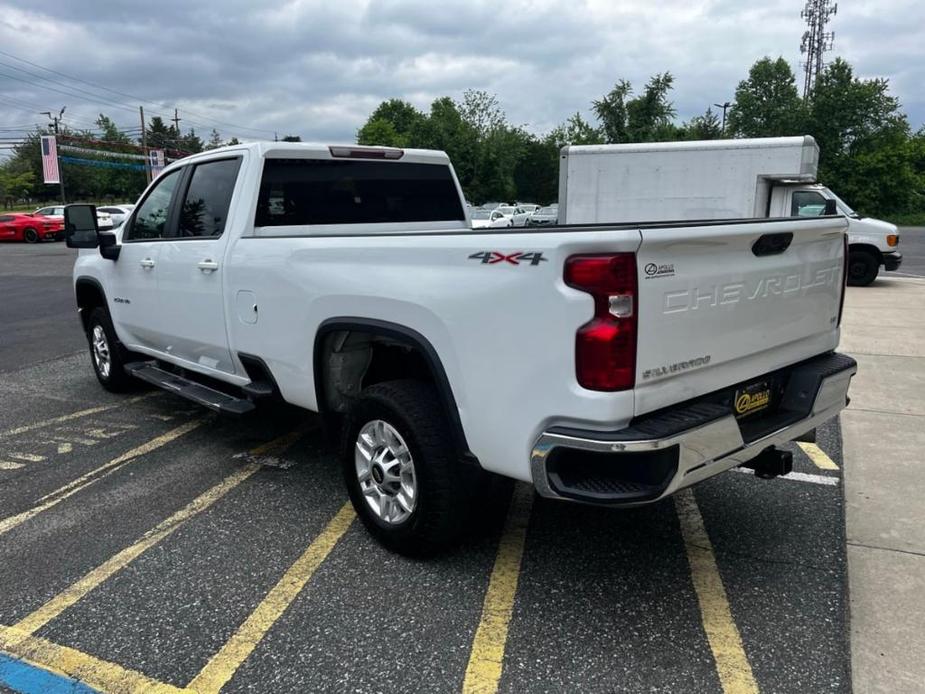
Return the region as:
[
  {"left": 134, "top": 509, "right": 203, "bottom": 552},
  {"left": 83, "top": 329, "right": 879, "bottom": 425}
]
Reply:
[{"left": 125, "top": 362, "right": 255, "bottom": 415}]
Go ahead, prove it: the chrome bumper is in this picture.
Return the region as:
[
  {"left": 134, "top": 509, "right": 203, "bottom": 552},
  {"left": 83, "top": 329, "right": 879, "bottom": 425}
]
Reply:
[{"left": 531, "top": 353, "right": 857, "bottom": 505}]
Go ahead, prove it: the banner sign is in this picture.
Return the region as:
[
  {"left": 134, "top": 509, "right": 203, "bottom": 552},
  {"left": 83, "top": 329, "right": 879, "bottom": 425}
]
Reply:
[
  {"left": 58, "top": 144, "right": 149, "bottom": 161},
  {"left": 149, "top": 149, "right": 166, "bottom": 177},
  {"left": 41, "top": 136, "right": 60, "bottom": 184},
  {"left": 58, "top": 156, "right": 147, "bottom": 172}
]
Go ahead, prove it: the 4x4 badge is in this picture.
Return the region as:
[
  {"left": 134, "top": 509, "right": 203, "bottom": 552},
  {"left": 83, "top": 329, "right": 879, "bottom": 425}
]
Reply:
[{"left": 468, "top": 251, "right": 548, "bottom": 266}]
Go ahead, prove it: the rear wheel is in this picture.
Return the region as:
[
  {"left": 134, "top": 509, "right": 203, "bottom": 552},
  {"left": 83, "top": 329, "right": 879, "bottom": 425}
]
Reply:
[
  {"left": 341, "top": 380, "right": 471, "bottom": 555},
  {"left": 87, "top": 307, "right": 136, "bottom": 392},
  {"left": 23, "top": 227, "right": 39, "bottom": 244},
  {"left": 847, "top": 250, "right": 879, "bottom": 286}
]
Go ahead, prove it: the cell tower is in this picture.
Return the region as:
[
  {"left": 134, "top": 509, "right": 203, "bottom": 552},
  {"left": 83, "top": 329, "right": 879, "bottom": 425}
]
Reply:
[{"left": 800, "top": 0, "right": 838, "bottom": 98}]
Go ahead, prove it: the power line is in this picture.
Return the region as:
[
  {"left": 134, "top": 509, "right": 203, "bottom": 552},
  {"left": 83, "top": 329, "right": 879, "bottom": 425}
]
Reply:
[{"left": 0, "top": 47, "right": 277, "bottom": 136}]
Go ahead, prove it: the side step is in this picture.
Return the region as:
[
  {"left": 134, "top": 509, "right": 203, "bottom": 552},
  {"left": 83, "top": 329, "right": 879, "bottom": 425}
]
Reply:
[{"left": 125, "top": 362, "right": 255, "bottom": 415}]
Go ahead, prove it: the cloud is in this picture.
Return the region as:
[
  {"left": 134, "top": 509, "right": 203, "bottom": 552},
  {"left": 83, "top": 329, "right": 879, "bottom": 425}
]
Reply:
[{"left": 0, "top": 0, "right": 921, "bottom": 148}]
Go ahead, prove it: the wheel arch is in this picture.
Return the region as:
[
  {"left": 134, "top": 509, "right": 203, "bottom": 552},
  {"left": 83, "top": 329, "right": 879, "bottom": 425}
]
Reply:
[
  {"left": 75, "top": 276, "right": 108, "bottom": 332},
  {"left": 313, "top": 317, "right": 477, "bottom": 465}
]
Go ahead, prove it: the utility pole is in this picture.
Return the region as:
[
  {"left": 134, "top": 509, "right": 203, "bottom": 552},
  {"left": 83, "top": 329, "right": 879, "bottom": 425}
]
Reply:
[
  {"left": 140, "top": 106, "right": 151, "bottom": 183},
  {"left": 800, "top": 0, "right": 838, "bottom": 99},
  {"left": 171, "top": 108, "right": 182, "bottom": 133},
  {"left": 713, "top": 102, "right": 731, "bottom": 135},
  {"left": 41, "top": 106, "right": 66, "bottom": 203}
]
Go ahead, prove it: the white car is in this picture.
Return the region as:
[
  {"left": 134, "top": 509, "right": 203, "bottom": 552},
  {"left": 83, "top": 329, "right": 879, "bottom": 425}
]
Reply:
[
  {"left": 96, "top": 205, "right": 135, "bottom": 228},
  {"left": 36, "top": 205, "right": 113, "bottom": 230},
  {"left": 496, "top": 205, "right": 535, "bottom": 227},
  {"left": 66, "top": 141, "right": 855, "bottom": 556},
  {"left": 470, "top": 208, "right": 512, "bottom": 228}
]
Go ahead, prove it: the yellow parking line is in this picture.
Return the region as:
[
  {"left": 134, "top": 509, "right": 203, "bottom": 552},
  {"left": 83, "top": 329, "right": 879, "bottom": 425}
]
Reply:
[
  {"left": 8, "top": 429, "right": 305, "bottom": 642},
  {"left": 462, "top": 483, "right": 534, "bottom": 694},
  {"left": 188, "top": 501, "right": 355, "bottom": 694},
  {"left": 675, "top": 490, "right": 758, "bottom": 694},
  {"left": 0, "top": 624, "right": 183, "bottom": 693},
  {"left": 0, "top": 393, "right": 156, "bottom": 441},
  {"left": 797, "top": 442, "right": 839, "bottom": 470},
  {"left": 0, "top": 419, "right": 205, "bottom": 538}
]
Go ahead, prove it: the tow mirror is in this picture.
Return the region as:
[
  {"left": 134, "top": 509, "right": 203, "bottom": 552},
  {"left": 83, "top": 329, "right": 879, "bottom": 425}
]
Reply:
[
  {"left": 823, "top": 199, "right": 838, "bottom": 215},
  {"left": 64, "top": 204, "right": 99, "bottom": 249}
]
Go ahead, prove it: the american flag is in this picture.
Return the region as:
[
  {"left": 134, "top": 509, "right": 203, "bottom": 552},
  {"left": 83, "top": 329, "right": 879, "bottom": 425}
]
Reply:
[{"left": 41, "top": 135, "right": 60, "bottom": 184}]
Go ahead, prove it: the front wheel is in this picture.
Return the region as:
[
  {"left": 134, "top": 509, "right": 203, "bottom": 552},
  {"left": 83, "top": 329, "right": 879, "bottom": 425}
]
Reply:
[
  {"left": 847, "top": 250, "right": 879, "bottom": 286},
  {"left": 23, "top": 227, "right": 39, "bottom": 244},
  {"left": 341, "top": 380, "right": 470, "bottom": 555},
  {"left": 86, "top": 307, "right": 137, "bottom": 392}
]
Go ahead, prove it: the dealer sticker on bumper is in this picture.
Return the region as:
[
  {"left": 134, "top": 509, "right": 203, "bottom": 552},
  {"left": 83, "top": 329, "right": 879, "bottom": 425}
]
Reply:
[{"left": 734, "top": 382, "right": 771, "bottom": 418}]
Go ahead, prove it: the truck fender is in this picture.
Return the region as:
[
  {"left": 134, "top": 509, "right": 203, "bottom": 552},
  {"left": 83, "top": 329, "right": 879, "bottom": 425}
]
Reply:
[
  {"left": 313, "top": 317, "right": 477, "bottom": 464},
  {"left": 74, "top": 276, "right": 108, "bottom": 331}
]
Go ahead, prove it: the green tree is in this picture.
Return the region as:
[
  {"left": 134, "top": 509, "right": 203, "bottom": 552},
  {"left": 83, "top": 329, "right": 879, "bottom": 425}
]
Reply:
[
  {"left": 626, "top": 73, "right": 677, "bottom": 142},
  {"left": 145, "top": 116, "right": 177, "bottom": 150},
  {"left": 679, "top": 107, "right": 723, "bottom": 140},
  {"left": 0, "top": 168, "right": 35, "bottom": 205},
  {"left": 549, "top": 113, "right": 604, "bottom": 146},
  {"left": 727, "top": 57, "right": 805, "bottom": 137},
  {"left": 359, "top": 99, "right": 425, "bottom": 146},
  {"left": 357, "top": 118, "right": 405, "bottom": 147},
  {"left": 593, "top": 81, "right": 631, "bottom": 143},
  {"left": 418, "top": 97, "right": 478, "bottom": 188},
  {"left": 179, "top": 128, "right": 204, "bottom": 153},
  {"left": 205, "top": 129, "right": 223, "bottom": 150},
  {"left": 281, "top": 135, "right": 302, "bottom": 142},
  {"left": 807, "top": 58, "right": 919, "bottom": 216}
]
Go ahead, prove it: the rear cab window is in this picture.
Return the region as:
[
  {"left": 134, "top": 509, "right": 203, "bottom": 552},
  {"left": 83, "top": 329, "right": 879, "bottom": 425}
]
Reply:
[{"left": 254, "top": 158, "right": 466, "bottom": 230}]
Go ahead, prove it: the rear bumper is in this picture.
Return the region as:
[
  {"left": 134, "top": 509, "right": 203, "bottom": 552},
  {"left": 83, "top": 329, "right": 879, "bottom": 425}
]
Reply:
[
  {"left": 883, "top": 251, "right": 903, "bottom": 271},
  {"left": 530, "top": 352, "right": 857, "bottom": 506}
]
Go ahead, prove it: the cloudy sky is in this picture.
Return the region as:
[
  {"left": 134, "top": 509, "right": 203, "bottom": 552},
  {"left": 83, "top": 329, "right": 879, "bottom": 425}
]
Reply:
[{"left": 0, "top": 0, "right": 922, "bottom": 145}]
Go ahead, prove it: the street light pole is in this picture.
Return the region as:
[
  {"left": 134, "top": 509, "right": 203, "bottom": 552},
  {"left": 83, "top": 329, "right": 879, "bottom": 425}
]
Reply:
[{"left": 713, "top": 102, "right": 732, "bottom": 135}]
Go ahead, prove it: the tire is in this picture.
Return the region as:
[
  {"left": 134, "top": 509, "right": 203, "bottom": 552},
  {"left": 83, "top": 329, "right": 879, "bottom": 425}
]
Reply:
[
  {"left": 341, "top": 379, "right": 472, "bottom": 556},
  {"left": 86, "top": 307, "right": 137, "bottom": 392},
  {"left": 23, "top": 227, "right": 39, "bottom": 244},
  {"left": 847, "top": 250, "right": 879, "bottom": 286}
]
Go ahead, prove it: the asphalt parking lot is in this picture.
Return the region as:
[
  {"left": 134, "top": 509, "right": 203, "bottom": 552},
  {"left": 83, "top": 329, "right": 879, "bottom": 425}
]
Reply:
[{"left": 1, "top": 234, "right": 917, "bottom": 693}]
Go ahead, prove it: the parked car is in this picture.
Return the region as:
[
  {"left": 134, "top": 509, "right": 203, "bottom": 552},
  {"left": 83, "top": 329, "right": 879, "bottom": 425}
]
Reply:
[
  {"left": 525, "top": 206, "right": 558, "bottom": 226},
  {"left": 470, "top": 208, "right": 513, "bottom": 228},
  {"left": 515, "top": 203, "right": 540, "bottom": 214},
  {"left": 65, "top": 141, "right": 855, "bottom": 556},
  {"left": 36, "top": 205, "right": 114, "bottom": 230},
  {"left": 479, "top": 201, "right": 505, "bottom": 210},
  {"left": 96, "top": 205, "right": 135, "bottom": 227},
  {"left": 0, "top": 212, "right": 63, "bottom": 243}
]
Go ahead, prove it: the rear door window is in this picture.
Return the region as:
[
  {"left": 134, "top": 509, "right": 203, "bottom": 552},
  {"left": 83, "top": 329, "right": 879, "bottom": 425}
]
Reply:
[
  {"left": 255, "top": 159, "right": 465, "bottom": 226},
  {"left": 176, "top": 158, "right": 242, "bottom": 238}
]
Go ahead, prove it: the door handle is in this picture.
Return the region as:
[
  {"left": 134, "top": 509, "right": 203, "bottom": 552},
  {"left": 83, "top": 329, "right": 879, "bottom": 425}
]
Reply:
[
  {"left": 140, "top": 258, "right": 156, "bottom": 269},
  {"left": 198, "top": 259, "right": 219, "bottom": 273}
]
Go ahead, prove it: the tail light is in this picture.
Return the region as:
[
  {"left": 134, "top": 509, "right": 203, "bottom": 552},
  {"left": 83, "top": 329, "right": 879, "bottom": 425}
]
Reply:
[
  {"left": 565, "top": 253, "right": 637, "bottom": 391},
  {"left": 837, "top": 233, "right": 848, "bottom": 326}
]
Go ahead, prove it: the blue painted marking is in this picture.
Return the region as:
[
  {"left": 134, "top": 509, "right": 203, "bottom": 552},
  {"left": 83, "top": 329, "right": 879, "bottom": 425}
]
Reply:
[{"left": 0, "top": 651, "right": 99, "bottom": 694}]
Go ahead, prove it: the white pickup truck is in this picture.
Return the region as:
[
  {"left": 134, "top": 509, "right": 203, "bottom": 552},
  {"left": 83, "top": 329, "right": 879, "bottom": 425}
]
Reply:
[{"left": 65, "top": 142, "right": 856, "bottom": 555}]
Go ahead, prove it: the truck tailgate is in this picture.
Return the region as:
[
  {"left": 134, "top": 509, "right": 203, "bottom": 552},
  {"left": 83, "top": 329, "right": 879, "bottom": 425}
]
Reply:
[{"left": 634, "top": 217, "right": 847, "bottom": 416}]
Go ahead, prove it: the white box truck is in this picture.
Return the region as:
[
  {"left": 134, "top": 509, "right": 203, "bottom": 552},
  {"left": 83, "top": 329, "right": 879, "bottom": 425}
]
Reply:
[{"left": 559, "top": 136, "right": 902, "bottom": 285}]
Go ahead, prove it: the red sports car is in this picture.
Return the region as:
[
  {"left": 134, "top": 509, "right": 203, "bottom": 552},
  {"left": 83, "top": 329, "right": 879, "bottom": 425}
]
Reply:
[{"left": 0, "top": 213, "right": 64, "bottom": 243}]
